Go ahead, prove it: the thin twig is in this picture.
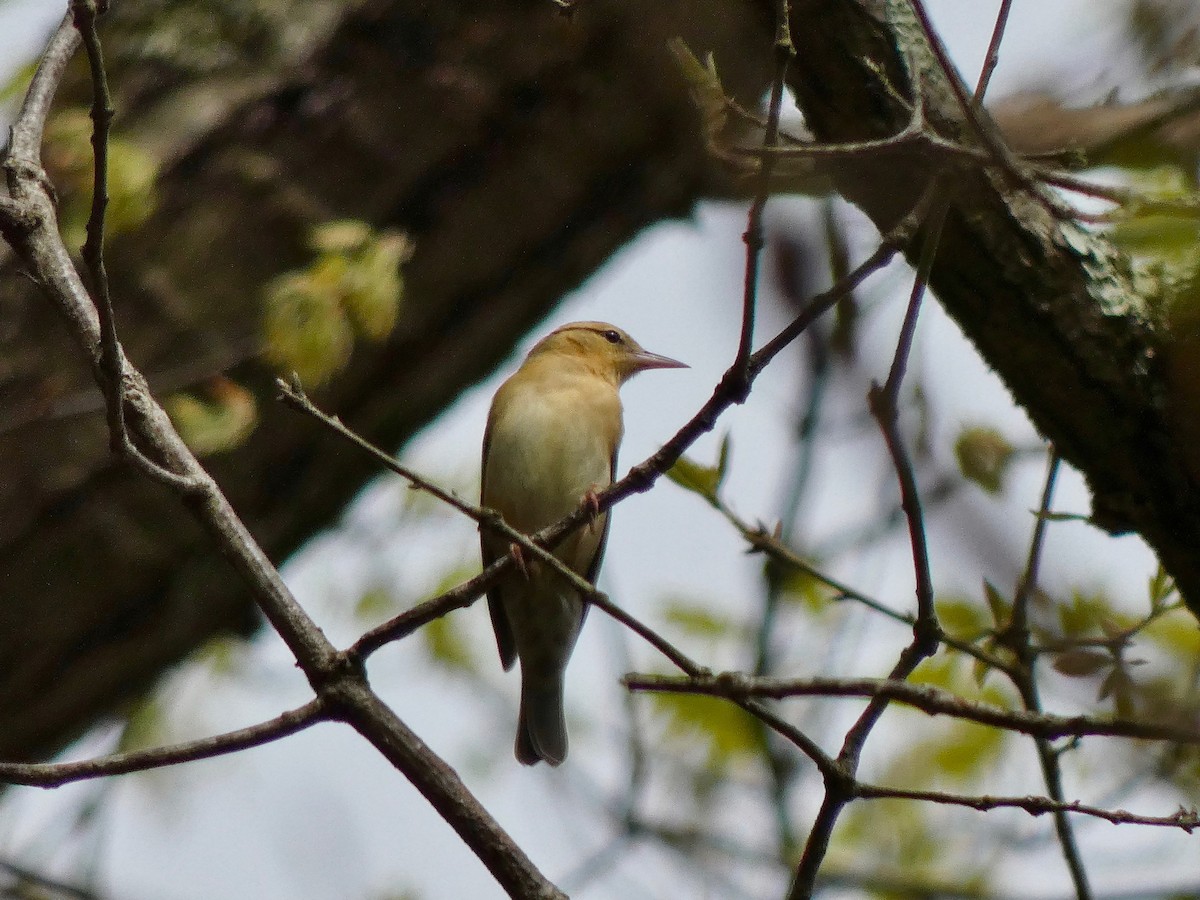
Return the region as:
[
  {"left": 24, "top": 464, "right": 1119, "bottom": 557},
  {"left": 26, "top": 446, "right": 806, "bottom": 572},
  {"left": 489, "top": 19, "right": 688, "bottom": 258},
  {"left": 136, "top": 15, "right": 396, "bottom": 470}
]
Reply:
[
  {"left": 622, "top": 673, "right": 1200, "bottom": 745},
  {"left": 718, "top": 495, "right": 1018, "bottom": 676},
  {"left": 283, "top": 380, "right": 839, "bottom": 776},
  {"left": 733, "top": 0, "right": 795, "bottom": 392},
  {"left": 1036, "top": 166, "right": 1200, "bottom": 219},
  {"left": 2, "top": 16, "right": 565, "bottom": 898},
  {"left": 855, "top": 784, "right": 1198, "bottom": 832},
  {"left": 345, "top": 203, "right": 921, "bottom": 662},
  {"left": 279, "top": 377, "right": 499, "bottom": 527},
  {"left": 280, "top": 377, "right": 704, "bottom": 665},
  {"left": 870, "top": 195, "right": 947, "bottom": 632},
  {"left": 788, "top": 181, "right": 949, "bottom": 900},
  {"left": 1005, "top": 451, "right": 1094, "bottom": 900},
  {"left": 972, "top": 0, "right": 1014, "bottom": 103},
  {"left": 73, "top": 1, "right": 121, "bottom": 445},
  {"left": 750, "top": 242, "right": 833, "bottom": 856},
  {"left": 351, "top": 557, "right": 510, "bottom": 654},
  {"left": 749, "top": 193, "right": 928, "bottom": 367},
  {"left": 904, "top": 0, "right": 1018, "bottom": 172},
  {"left": 739, "top": 0, "right": 799, "bottom": 856},
  {"left": 905, "top": 0, "right": 1072, "bottom": 220},
  {"left": 0, "top": 700, "right": 327, "bottom": 787},
  {"left": 3, "top": 13, "right": 76, "bottom": 163},
  {"left": 69, "top": 1, "right": 200, "bottom": 492},
  {"left": 1011, "top": 451, "right": 1060, "bottom": 638}
]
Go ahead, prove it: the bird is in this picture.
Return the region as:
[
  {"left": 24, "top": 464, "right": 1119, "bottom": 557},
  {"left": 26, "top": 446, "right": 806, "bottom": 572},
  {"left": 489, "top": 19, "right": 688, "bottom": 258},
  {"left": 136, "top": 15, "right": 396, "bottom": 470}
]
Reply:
[{"left": 481, "top": 321, "right": 687, "bottom": 765}]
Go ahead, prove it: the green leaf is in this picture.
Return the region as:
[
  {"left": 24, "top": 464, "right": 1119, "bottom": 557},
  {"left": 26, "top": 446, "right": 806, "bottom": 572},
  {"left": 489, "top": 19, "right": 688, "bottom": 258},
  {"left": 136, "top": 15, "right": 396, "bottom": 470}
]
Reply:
[
  {"left": 954, "top": 426, "right": 1015, "bottom": 494},
  {"left": 105, "top": 138, "right": 160, "bottom": 236},
  {"left": 310, "top": 219, "right": 373, "bottom": 253},
  {"left": 883, "top": 715, "right": 1009, "bottom": 785},
  {"left": 355, "top": 587, "right": 397, "bottom": 620},
  {"left": 422, "top": 615, "right": 475, "bottom": 675},
  {"left": 972, "top": 655, "right": 995, "bottom": 688},
  {"left": 839, "top": 799, "right": 936, "bottom": 870},
  {"left": 1107, "top": 165, "right": 1200, "bottom": 266},
  {"left": 667, "top": 436, "right": 732, "bottom": 503},
  {"left": 1148, "top": 565, "right": 1179, "bottom": 611},
  {"left": 192, "top": 634, "right": 249, "bottom": 677},
  {"left": 912, "top": 651, "right": 1017, "bottom": 708},
  {"left": 936, "top": 595, "right": 986, "bottom": 640},
  {"left": 1098, "top": 665, "right": 1136, "bottom": 717},
  {"left": 715, "top": 432, "right": 732, "bottom": 491},
  {"left": 1099, "top": 617, "right": 1127, "bottom": 640},
  {"left": 982, "top": 579, "right": 1010, "bottom": 627},
  {"left": 262, "top": 220, "right": 410, "bottom": 384},
  {"left": 117, "top": 693, "right": 167, "bottom": 753},
  {"left": 666, "top": 455, "right": 722, "bottom": 502},
  {"left": 662, "top": 598, "right": 739, "bottom": 639},
  {"left": 909, "top": 654, "right": 960, "bottom": 691},
  {"left": 44, "top": 107, "right": 159, "bottom": 250},
  {"left": 1057, "top": 590, "right": 1116, "bottom": 637},
  {"left": 263, "top": 272, "right": 355, "bottom": 385},
  {"left": 773, "top": 563, "right": 836, "bottom": 613},
  {"left": 1143, "top": 610, "right": 1200, "bottom": 658},
  {"left": 649, "top": 692, "right": 761, "bottom": 767},
  {"left": 929, "top": 720, "right": 1007, "bottom": 780},
  {"left": 0, "top": 58, "right": 38, "bottom": 106},
  {"left": 428, "top": 564, "right": 485, "bottom": 603},
  {"left": 339, "top": 229, "right": 411, "bottom": 340},
  {"left": 164, "top": 378, "right": 258, "bottom": 456}
]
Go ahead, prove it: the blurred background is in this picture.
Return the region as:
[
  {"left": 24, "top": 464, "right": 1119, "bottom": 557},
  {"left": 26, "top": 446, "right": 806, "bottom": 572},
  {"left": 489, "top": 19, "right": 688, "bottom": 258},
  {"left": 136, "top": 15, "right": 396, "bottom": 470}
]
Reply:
[{"left": 2, "top": 1, "right": 1200, "bottom": 898}]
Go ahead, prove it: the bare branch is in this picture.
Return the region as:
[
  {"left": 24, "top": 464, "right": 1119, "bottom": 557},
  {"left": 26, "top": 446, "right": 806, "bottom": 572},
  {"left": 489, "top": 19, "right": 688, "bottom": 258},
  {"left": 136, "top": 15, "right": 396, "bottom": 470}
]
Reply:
[
  {"left": 789, "top": 178, "right": 949, "bottom": 899},
  {"left": 856, "top": 784, "right": 1200, "bottom": 832},
  {"left": 623, "top": 672, "right": 1200, "bottom": 745},
  {"left": 732, "top": 0, "right": 795, "bottom": 391},
  {"left": 0, "top": 15, "right": 565, "bottom": 898},
  {"left": 0, "top": 700, "right": 327, "bottom": 787},
  {"left": 1003, "top": 450, "right": 1094, "bottom": 899},
  {"left": 972, "top": 0, "right": 1014, "bottom": 103}
]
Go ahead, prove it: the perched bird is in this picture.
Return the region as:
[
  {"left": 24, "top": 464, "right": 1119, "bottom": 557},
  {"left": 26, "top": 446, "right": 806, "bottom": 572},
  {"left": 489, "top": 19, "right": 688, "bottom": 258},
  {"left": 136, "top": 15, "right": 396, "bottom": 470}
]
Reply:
[{"left": 481, "top": 321, "right": 686, "bottom": 765}]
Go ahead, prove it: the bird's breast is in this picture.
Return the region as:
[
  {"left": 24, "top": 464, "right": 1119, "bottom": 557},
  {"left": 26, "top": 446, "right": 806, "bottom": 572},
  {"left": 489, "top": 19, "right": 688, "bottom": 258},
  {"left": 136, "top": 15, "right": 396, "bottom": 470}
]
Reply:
[{"left": 483, "top": 376, "right": 621, "bottom": 536}]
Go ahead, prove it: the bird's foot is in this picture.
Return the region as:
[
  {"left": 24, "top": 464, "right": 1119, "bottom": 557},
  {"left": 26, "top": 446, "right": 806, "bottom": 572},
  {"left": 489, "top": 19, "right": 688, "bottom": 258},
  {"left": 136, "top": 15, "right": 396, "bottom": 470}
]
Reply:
[
  {"left": 509, "top": 542, "right": 531, "bottom": 580},
  {"left": 584, "top": 486, "right": 602, "bottom": 534}
]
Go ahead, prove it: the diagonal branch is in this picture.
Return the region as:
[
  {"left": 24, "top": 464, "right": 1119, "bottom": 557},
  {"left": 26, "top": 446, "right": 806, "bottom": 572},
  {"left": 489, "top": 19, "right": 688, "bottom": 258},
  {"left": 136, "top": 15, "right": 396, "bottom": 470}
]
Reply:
[
  {"left": 782, "top": 0, "right": 1200, "bottom": 623},
  {"left": 281, "top": 379, "right": 840, "bottom": 778},
  {"left": 0, "top": 13, "right": 564, "bottom": 898}
]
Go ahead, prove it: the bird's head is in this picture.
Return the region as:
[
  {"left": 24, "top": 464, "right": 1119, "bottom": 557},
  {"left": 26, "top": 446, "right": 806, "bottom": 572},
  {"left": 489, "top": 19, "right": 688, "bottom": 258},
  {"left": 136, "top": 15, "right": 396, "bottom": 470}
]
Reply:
[{"left": 526, "top": 322, "right": 688, "bottom": 385}]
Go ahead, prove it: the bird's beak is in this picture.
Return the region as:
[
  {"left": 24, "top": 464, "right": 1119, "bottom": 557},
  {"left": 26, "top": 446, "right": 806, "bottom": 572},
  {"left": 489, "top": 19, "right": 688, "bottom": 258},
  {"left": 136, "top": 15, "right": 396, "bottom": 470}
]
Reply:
[{"left": 628, "top": 349, "right": 688, "bottom": 372}]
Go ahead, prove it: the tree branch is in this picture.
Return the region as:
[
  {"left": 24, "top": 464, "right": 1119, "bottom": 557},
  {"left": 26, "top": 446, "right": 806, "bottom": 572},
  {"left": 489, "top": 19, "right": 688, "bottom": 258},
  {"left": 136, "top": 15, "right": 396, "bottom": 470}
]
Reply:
[
  {"left": 783, "top": 0, "right": 1200, "bottom": 620},
  {"left": 0, "top": 14, "right": 565, "bottom": 898},
  {"left": 0, "top": 700, "right": 327, "bottom": 787},
  {"left": 623, "top": 673, "right": 1200, "bottom": 744},
  {"left": 855, "top": 784, "right": 1199, "bottom": 832}
]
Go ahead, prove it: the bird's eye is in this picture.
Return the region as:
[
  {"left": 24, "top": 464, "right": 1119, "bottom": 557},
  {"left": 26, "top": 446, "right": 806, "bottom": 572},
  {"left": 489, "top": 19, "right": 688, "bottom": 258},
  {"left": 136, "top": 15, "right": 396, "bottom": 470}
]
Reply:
[{"left": 602, "top": 330, "right": 622, "bottom": 344}]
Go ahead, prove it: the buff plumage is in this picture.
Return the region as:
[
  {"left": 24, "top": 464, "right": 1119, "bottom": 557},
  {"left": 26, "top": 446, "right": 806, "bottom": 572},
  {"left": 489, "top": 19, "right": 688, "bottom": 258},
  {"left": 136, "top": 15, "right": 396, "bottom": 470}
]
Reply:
[{"left": 480, "top": 322, "right": 685, "bottom": 765}]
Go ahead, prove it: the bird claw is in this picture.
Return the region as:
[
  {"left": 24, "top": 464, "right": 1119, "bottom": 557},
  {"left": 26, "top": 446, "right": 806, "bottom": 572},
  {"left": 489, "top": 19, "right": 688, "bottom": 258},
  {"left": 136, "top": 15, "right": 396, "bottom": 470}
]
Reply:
[
  {"left": 509, "top": 543, "right": 531, "bottom": 580},
  {"left": 584, "top": 487, "right": 602, "bottom": 534}
]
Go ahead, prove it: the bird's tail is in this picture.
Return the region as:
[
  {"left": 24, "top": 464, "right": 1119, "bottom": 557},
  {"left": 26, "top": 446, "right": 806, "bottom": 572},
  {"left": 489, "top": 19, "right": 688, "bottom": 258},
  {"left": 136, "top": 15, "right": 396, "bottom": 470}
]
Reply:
[{"left": 515, "top": 671, "right": 568, "bottom": 766}]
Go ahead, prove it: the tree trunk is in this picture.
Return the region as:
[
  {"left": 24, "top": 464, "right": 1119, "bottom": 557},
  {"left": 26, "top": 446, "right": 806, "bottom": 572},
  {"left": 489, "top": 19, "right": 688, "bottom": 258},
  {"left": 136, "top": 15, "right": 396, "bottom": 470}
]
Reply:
[
  {"left": 3, "top": 0, "right": 1195, "bottom": 765},
  {"left": 0, "top": 0, "right": 770, "bottom": 761},
  {"left": 785, "top": 0, "right": 1200, "bottom": 613}
]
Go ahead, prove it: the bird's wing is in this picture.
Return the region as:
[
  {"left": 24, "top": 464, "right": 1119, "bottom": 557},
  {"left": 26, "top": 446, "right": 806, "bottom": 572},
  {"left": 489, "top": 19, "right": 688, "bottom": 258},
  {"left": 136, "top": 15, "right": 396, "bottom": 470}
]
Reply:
[
  {"left": 578, "top": 450, "right": 617, "bottom": 628},
  {"left": 481, "top": 414, "right": 517, "bottom": 671}
]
